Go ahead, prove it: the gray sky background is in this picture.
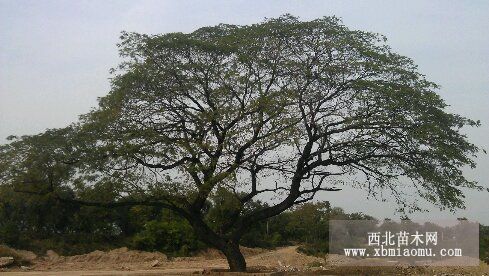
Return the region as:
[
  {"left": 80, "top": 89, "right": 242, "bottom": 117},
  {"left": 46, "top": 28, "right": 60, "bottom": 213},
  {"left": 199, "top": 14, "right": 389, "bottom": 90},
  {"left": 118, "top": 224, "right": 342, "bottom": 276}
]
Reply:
[{"left": 1, "top": 0, "right": 488, "bottom": 223}]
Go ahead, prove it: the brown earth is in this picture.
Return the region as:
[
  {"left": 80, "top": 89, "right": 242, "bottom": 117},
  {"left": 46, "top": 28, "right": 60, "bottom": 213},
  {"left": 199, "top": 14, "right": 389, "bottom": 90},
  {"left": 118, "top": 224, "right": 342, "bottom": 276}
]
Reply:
[{"left": 1, "top": 245, "right": 488, "bottom": 275}]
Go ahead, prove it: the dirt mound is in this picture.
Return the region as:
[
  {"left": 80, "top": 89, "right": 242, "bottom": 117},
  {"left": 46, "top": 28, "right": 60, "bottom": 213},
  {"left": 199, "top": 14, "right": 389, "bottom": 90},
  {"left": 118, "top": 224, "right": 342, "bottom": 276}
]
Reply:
[
  {"left": 431, "top": 256, "right": 481, "bottom": 266},
  {"left": 28, "top": 247, "right": 168, "bottom": 271},
  {"left": 54, "top": 247, "right": 167, "bottom": 264},
  {"left": 0, "top": 245, "right": 36, "bottom": 266},
  {"left": 325, "top": 253, "right": 355, "bottom": 266},
  {"left": 247, "top": 246, "right": 324, "bottom": 270}
]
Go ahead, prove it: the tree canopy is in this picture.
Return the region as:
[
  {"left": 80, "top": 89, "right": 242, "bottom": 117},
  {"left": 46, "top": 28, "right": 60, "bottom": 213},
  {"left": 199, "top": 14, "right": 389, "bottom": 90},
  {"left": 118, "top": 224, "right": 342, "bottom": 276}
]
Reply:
[{"left": 0, "top": 15, "right": 482, "bottom": 271}]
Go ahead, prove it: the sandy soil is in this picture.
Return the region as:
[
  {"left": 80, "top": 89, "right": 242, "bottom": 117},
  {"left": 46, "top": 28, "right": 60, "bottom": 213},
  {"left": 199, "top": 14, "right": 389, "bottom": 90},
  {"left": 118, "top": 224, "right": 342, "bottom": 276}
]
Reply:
[{"left": 1, "top": 246, "right": 488, "bottom": 275}]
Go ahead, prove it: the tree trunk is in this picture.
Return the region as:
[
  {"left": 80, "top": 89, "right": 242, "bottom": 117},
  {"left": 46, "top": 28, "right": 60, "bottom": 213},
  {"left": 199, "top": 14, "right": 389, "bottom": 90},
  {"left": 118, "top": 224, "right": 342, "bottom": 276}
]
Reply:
[
  {"left": 181, "top": 211, "right": 247, "bottom": 271},
  {"left": 221, "top": 241, "right": 246, "bottom": 272}
]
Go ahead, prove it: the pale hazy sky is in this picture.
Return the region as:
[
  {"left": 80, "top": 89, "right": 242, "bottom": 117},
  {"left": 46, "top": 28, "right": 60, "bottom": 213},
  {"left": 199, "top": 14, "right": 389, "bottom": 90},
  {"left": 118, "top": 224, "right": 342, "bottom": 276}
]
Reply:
[{"left": 1, "top": 0, "right": 488, "bottom": 223}]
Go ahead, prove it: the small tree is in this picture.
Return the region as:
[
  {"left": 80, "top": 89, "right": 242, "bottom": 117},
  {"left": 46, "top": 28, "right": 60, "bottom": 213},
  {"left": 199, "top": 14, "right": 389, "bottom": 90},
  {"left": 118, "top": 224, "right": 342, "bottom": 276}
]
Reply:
[{"left": 0, "top": 15, "right": 483, "bottom": 271}]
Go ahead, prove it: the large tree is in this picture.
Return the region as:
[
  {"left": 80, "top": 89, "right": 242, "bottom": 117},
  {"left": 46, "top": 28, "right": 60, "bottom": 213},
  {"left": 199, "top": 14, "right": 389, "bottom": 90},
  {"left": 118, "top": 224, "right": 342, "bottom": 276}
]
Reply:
[{"left": 0, "top": 15, "right": 483, "bottom": 271}]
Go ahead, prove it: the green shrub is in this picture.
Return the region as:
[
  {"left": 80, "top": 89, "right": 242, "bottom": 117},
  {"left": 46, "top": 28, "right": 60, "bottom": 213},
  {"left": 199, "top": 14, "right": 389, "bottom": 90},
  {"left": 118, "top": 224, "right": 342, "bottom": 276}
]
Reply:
[
  {"left": 297, "top": 241, "right": 329, "bottom": 258},
  {"left": 132, "top": 220, "right": 205, "bottom": 256},
  {"left": 480, "top": 225, "right": 489, "bottom": 264}
]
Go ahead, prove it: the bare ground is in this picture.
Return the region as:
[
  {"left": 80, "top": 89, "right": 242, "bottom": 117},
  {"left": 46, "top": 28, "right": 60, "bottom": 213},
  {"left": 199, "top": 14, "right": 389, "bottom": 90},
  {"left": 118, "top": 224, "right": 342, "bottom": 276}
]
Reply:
[{"left": 1, "top": 246, "right": 488, "bottom": 275}]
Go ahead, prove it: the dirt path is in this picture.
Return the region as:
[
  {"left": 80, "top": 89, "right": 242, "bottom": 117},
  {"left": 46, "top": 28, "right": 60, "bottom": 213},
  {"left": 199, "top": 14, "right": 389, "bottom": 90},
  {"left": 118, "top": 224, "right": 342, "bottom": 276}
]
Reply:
[{"left": 0, "top": 268, "right": 203, "bottom": 275}]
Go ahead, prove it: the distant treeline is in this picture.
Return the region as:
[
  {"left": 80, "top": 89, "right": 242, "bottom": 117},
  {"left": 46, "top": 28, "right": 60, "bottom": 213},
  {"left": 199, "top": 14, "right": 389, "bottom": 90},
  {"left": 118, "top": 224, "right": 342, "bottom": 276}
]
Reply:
[{"left": 0, "top": 185, "right": 487, "bottom": 263}]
